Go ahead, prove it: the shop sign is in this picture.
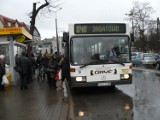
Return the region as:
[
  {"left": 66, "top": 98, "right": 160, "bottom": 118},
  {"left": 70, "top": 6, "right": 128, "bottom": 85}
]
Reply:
[
  {"left": 0, "top": 27, "right": 21, "bottom": 35},
  {"left": 16, "top": 35, "right": 25, "bottom": 43}
]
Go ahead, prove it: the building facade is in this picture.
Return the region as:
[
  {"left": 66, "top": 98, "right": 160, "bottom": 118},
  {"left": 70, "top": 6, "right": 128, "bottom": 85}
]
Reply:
[
  {"left": 0, "top": 14, "right": 33, "bottom": 84},
  {"left": 40, "top": 36, "right": 63, "bottom": 55}
]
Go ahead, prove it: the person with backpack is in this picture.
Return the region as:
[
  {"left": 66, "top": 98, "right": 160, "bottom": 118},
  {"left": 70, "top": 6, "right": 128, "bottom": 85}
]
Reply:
[{"left": 48, "top": 54, "right": 59, "bottom": 89}]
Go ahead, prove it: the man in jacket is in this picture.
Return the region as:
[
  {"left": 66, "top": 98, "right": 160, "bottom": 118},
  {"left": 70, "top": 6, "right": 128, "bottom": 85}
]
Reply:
[
  {"left": 17, "top": 51, "right": 32, "bottom": 90},
  {"left": 60, "top": 56, "right": 70, "bottom": 89}
]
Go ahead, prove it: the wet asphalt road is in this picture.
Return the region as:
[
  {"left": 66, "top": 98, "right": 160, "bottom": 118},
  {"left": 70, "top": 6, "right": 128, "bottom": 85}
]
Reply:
[{"left": 67, "top": 68, "right": 160, "bottom": 120}]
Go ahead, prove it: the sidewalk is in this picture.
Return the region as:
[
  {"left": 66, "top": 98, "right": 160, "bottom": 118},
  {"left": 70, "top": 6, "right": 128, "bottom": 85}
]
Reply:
[{"left": 0, "top": 76, "right": 69, "bottom": 120}]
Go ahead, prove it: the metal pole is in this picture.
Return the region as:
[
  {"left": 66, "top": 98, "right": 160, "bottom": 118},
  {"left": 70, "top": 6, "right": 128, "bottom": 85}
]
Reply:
[
  {"left": 55, "top": 17, "right": 59, "bottom": 54},
  {"left": 157, "top": 17, "right": 159, "bottom": 41},
  {"left": 54, "top": 8, "right": 62, "bottom": 54}
]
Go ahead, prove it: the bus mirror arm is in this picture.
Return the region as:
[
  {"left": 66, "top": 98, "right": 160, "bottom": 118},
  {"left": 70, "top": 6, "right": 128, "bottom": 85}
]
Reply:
[
  {"left": 63, "top": 32, "right": 69, "bottom": 42},
  {"left": 130, "top": 33, "right": 134, "bottom": 42}
]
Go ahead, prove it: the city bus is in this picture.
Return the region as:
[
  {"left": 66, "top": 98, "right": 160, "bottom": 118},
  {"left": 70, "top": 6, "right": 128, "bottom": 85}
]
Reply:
[{"left": 62, "top": 23, "right": 134, "bottom": 88}]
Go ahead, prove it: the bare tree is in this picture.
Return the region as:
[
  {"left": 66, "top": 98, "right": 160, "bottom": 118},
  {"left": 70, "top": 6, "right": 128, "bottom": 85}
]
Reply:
[
  {"left": 27, "top": 0, "right": 61, "bottom": 56},
  {"left": 126, "top": 1, "right": 154, "bottom": 52},
  {"left": 29, "top": 0, "right": 61, "bottom": 36}
]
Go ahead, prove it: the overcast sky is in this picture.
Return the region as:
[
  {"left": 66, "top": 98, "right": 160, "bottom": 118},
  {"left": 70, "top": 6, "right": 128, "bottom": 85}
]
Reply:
[{"left": 0, "top": 0, "right": 160, "bottom": 39}]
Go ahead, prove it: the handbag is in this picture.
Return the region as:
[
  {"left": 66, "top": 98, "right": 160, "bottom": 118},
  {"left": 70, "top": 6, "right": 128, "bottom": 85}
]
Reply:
[
  {"left": 44, "top": 67, "right": 56, "bottom": 73},
  {"left": 14, "top": 66, "right": 22, "bottom": 72},
  {"left": 1, "top": 75, "right": 9, "bottom": 85},
  {"left": 54, "top": 69, "right": 60, "bottom": 80}
]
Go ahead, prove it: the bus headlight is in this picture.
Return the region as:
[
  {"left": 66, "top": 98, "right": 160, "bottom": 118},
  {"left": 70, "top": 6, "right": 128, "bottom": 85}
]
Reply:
[
  {"left": 76, "top": 76, "right": 86, "bottom": 82},
  {"left": 120, "top": 74, "right": 129, "bottom": 79},
  {"left": 123, "top": 104, "right": 130, "bottom": 110}
]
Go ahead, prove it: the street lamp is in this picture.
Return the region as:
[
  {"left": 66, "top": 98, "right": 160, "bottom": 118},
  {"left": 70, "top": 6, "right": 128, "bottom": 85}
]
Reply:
[
  {"left": 54, "top": 7, "right": 62, "bottom": 54},
  {"left": 157, "top": 17, "right": 159, "bottom": 41}
]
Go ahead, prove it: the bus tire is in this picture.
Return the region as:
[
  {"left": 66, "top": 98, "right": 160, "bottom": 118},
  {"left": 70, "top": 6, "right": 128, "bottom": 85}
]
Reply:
[{"left": 110, "top": 85, "right": 115, "bottom": 89}]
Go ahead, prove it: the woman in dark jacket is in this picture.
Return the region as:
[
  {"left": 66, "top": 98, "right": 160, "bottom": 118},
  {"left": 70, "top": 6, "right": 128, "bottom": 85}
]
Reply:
[{"left": 48, "top": 54, "right": 59, "bottom": 88}]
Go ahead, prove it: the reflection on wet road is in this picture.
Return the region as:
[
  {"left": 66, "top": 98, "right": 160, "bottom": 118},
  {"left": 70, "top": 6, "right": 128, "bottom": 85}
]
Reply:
[
  {"left": 68, "top": 69, "right": 160, "bottom": 120},
  {"left": 69, "top": 87, "right": 133, "bottom": 120},
  {"left": 117, "top": 69, "right": 160, "bottom": 120}
]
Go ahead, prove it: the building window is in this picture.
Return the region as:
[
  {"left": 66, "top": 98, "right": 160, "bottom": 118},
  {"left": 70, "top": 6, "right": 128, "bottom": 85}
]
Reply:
[
  {"left": 8, "top": 22, "right": 11, "bottom": 27},
  {"left": 15, "top": 22, "right": 18, "bottom": 27},
  {"left": 0, "top": 21, "right": 3, "bottom": 28}
]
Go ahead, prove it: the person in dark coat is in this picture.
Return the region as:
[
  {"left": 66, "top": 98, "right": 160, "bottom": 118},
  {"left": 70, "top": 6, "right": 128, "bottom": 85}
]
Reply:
[
  {"left": 17, "top": 51, "right": 32, "bottom": 90},
  {"left": 30, "top": 53, "right": 36, "bottom": 75},
  {"left": 36, "top": 52, "right": 43, "bottom": 68},
  {"left": 26, "top": 53, "right": 34, "bottom": 83},
  {"left": 60, "top": 56, "right": 70, "bottom": 89},
  {"left": 42, "top": 53, "right": 50, "bottom": 83},
  {"left": 48, "top": 54, "right": 59, "bottom": 89},
  {"left": 0, "top": 55, "right": 6, "bottom": 91}
]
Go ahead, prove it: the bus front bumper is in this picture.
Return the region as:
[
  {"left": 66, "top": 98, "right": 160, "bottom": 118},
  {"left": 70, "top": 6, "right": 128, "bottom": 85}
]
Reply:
[{"left": 69, "top": 74, "right": 132, "bottom": 88}]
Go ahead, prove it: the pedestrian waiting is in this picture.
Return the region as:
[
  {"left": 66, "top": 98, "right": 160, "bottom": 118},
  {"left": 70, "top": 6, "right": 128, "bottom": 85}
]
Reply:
[{"left": 17, "top": 51, "right": 32, "bottom": 90}]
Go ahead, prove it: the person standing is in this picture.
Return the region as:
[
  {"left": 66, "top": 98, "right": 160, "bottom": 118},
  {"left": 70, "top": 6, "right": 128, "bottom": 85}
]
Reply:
[
  {"left": 36, "top": 52, "right": 43, "bottom": 68},
  {"left": 42, "top": 53, "right": 50, "bottom": 83},
  {"left": 25, "top": 53, "right": 34, "bottom": 83},
  {"left": 0, "top": 55, "right": 6, "bottom": 91},
  {"left": 17, "top": 51, "right": 32, "bottom": 90},
  {"left": 48, "top": 54, "right": 59, "bottom": 89},
  {"left": 60, "top": 56, "right": 70, "bottom": 89},
  {"left": 30, "top": 53, "right": 36, "bottom": 75}
]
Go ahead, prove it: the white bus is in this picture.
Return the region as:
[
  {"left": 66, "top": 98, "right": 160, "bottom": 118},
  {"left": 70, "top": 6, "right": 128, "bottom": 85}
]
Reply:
[{"left": 63, "top": 23, "right": 134, "bottom": 88}]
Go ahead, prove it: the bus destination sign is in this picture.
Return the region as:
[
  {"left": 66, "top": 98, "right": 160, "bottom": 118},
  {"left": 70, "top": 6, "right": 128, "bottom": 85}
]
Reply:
[{"left": 74, "top": 23, "right": 126, "bottom": 34}]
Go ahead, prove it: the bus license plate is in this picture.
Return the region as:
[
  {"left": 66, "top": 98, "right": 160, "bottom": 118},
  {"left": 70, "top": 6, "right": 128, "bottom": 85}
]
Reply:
[{"left": 98, "top": 82, "right": 111, "bottom": 86}]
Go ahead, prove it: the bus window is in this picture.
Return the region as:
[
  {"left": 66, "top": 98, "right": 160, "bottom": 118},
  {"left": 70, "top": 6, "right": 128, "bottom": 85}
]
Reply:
[
  {"left": 71, "top": 36, "right": 130, "bottom": 65},
  {"left": 119, "top": 39, "right": 129, "bottom": 54}
]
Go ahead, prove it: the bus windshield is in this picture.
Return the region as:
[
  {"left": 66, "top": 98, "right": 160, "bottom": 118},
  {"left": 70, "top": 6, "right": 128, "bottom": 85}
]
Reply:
[{"left": 71, "top": 36, "right": 130, "bottom": 65}]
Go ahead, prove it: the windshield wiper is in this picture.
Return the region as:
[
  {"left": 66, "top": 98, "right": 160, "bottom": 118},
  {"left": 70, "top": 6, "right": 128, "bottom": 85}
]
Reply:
[
  {"left": 80, "top": 60, "right": 105, "bottom": 68},
  {"left": 80, "top": 59, "right": 125, "bottom": 68},
  {"left": 110, "top": 59, "right": 125, "bottom": 66}
]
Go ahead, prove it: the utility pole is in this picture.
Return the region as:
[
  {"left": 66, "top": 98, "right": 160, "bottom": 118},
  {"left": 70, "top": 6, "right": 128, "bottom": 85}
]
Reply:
[
  {"left": 55, "top": 16, "right": 59, "bottom": 54},
  {"left": 30, "top": 3, "right": 37, "bottom": 36},
  {"left": 54, "top": 8, "right": 62, "bottom": 54},
  {"left": 27, "top": 3, "right": 37, "bottom": 57},
  {"left": 157, "top": 17, "right": 159, "bottom": 41},
  {"left": 28, "top": 1, "right": 49, "bottom": 57},
  {"left": 30, "top": 1, "right": 49, "bottom": 35}
]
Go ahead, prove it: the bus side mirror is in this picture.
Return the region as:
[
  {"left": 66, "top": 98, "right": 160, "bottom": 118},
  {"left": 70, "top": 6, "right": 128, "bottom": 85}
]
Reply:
[
  {"left": 130, "top": 33, "right": 134, "bottom": 42},
  {"left": 63, "top": 32, "right": 69, "bottom": 42}
]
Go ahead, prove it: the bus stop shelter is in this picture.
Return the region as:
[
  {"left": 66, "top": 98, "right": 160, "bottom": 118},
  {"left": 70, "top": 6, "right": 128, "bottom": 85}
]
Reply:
[{"left": 0, "top": 27, "right": 32, "bottom": 85}]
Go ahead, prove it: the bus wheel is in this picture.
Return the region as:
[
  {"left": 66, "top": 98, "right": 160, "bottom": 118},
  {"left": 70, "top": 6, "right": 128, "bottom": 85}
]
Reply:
[{"left": 110, "top": 85, "right": 115, "bottom": 89}]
